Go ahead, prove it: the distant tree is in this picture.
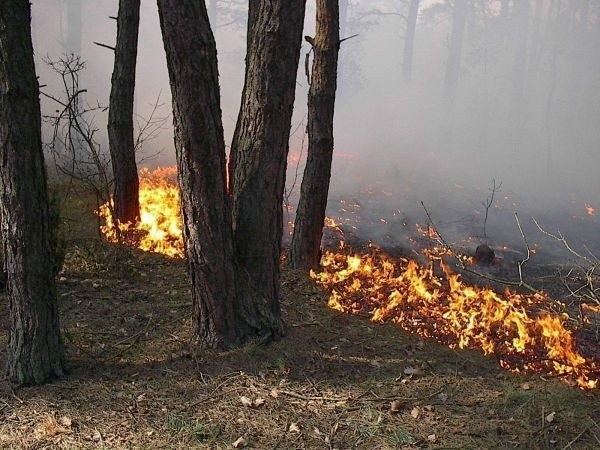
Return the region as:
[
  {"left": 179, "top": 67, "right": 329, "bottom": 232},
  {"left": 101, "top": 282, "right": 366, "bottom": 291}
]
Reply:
[
  {"left": 403, "top": 0, "right": 420, "bottom": 82},
  {"left": 62, "top": 0, "right": 81, "bottom": 55},
  {"left": 108, "top": 0, "right": 141, "bottom": 224},
  {"left": 0, "top": 0, "right": 65, "bottom": 385},
  {"left": 444, "top": 0, "right": 469, "bottom": 97},
  {"left": 158, "top": 0, "right": 305, "bottom": 348},
  {"left": 290, "top": 0, "right": 340, "bottom": 270}
]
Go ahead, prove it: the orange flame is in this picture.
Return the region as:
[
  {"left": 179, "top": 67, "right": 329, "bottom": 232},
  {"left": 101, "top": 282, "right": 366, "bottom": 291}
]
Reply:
[
  {"left": 585, "top": 203, "right": 596, "bottom": 217},
  {"left": 98, "top": 167, "right": 184, "bottom": 258},
  {"left": 311, "top": 247, "right": 598, "bottom": 389}
]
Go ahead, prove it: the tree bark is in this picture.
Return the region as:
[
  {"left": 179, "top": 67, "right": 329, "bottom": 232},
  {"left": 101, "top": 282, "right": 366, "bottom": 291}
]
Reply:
[
  {"left": 402, "top": 0, "right": 420, "bottom": 82},
  {"left": 0, "top": 0, "right": 65, "bottom": 385},
  {"left": 229, "top": 0, "right": 306, "bottom": 317},
  {"left": 443, "top": 0, "right": 468, "bottom": 98},
  {"left": 158, "top": 0, "right": 297, "bottom": 348},
  {"left": 290, "top": 0, "right": 340, "bottom": 271},
  {"left": 108, "top": 0, "right": 141, "bottom": 224}
]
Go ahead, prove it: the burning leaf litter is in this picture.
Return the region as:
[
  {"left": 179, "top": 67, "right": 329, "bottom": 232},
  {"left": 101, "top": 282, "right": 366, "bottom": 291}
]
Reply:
[
  {"left": 98, "top": 167, "right": 183, "bottom": 258},
  {"left": 98, "top": 167, "right": 599, "bottom": 390},
  {"left": 311, "top": 247, "right": 598, "bottom": 390}
]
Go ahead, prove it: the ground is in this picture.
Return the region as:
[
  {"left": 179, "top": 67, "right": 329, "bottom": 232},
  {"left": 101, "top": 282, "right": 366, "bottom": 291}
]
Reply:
[{"left": 0, "top": 186, "right": 599, "bottom": 449}]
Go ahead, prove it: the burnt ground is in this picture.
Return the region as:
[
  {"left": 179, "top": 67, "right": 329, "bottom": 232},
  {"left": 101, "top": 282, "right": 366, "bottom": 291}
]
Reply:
[{"left": 0, "top": 186, "right": 599, "bottom": 449}]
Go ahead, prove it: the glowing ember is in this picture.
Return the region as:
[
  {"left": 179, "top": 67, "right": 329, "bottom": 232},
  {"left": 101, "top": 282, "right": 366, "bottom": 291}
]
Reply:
[
  {"left": 585, "top": 203, "right": 596, "bottom": 216},
  {"left": 311, "top": 246, "right": 598, "bottom": 389},
  {"left": 98, "top": 167, "right": 184, "bottom": 258}
]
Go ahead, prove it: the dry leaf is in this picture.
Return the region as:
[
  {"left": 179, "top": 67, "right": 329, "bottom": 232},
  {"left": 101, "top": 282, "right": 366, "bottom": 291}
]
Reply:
[
  {"left": 254, "top": 397, "right": 266, "bottom": 407},
  {"left": 240, "top": 396, "right": 252, "bottom": 407},
  {"left": 390, "top": 400, "right": 403, "bottom": 413},
  {"left": 91, "top": 430, "right": 102, "bottom": 442},
  {"left": 404, "top": 366, "right": 424, "bottom": 376},
  {"left": 288, "top": 422, "right": 301, "bottom": 433},
  {"left": 410, "top": 407, "right": 420, "bottom": 419},
  {"left": 545, "top": 411, "right": 556, "bottom": 423},
  {"left": 521, "top": 383, "right": 531, "bottom": 390},
  {"left": 427, "top": 434, "right": 437, "bottom": 442},
  {"left": 269, "top": 389, "right": 279, "bottom": 398},
  {"left": 58, "top": 416, "right": 72, "bottom": 427},
  {"left": 232, "top": 436, "right": 247, "bottom": 448}
]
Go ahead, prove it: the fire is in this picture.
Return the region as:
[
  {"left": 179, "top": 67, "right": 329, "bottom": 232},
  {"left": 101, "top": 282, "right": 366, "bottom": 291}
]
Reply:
[
  {"left": 312, "top": 246, "right": 598, "bottom": 389},
  {"left": 98, "top": 167, "right": 184, "bottom": 258},
  {"left": 585, "top": 203, "right": 596, "bottom": 216}
]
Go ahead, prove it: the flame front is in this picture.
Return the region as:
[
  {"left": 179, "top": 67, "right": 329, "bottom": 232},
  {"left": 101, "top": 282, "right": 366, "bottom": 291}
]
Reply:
[
  {"left": 98, "top": 167, "right": 184, "bottom": 258},
  {"left": 585, "top": 203, "right": 596, "bottom": 217},
  {"left": 312, "top": 247, "right": 598, "bottom": 389},
  {"left": 97, "top": 169, "right": 598, "bottom": 389}
]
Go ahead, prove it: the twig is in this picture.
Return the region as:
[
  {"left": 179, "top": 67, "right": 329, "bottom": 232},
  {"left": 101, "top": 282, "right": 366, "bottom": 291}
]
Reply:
[
  {"left": 93, "top": 42, "right": 115, "bottom": 51},
  {"left": 420, "top": 202, "right": 539, "bottom": 293}
]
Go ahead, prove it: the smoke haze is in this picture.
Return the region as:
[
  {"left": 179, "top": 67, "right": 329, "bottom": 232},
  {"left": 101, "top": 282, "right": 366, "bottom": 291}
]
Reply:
[{"left": 32, "top": 0, "right": 600, "bottom": 260}]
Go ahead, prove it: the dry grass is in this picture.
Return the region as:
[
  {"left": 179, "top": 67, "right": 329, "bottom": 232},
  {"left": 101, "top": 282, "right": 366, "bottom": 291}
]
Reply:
[{"left": 0, "top": 186, "right": 599, "bottom": 449}]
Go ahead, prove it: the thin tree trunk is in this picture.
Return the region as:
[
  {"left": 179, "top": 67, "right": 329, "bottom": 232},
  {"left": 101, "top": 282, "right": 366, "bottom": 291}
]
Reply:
[
  {"left": 290, "top": 0, "right": 340, "bottom": 271},
  {"left": 402, "top": 0, "right": 420, "bottom": 82},
  {"left": 229, "top": 0, "right": 306, "bottom": 315},
  {"left": 0, "top": 0, "right": 65, "bottom": 385},
  {"left": 62, "top": 0, "right": 81, "bottom": 55},
  {"left": 108, "top": 0, "right": 141, "bottom": 224},
  {"left": 511, "top": 0, "right": 530, "bottom": 111},
  {"left": 443, "top": 0, "right": 468, "bottom": 98}
]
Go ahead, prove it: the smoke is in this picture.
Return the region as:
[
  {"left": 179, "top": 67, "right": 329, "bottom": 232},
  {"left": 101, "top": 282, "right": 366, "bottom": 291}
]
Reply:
[{"left": 32, "top": 0, "right": 600, "bottom": 261}]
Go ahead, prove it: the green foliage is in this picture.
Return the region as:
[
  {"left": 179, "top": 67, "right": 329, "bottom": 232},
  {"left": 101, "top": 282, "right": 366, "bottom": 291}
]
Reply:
[{"left": 163, "top": 413, "right": 220, "bottom": 442}]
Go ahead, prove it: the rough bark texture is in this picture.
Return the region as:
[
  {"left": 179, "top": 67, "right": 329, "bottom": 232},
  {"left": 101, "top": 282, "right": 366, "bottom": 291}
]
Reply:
[
  {"left": 0, "top": 0, "right": 65, "bottom": 385},
  {"left": 108, "top": 0, "right": 140, "bottom": 224},
  {"left": 290, "top": 0, "right": 339, "bottom": 271},
  {"left": 158, "top": 0, "right": 288, "bottom": 348},
  {"left": 229, "top": 0, "right": 306, "bottom": 323},
  {"left": 158, "top": 0, "right": 238, "bottom": 348},
  {"left": 402, "top": 0, "right": 419, "bottom": 82},
  {"left": 443, "top": 0, "right": 468, "bottom": 97}
]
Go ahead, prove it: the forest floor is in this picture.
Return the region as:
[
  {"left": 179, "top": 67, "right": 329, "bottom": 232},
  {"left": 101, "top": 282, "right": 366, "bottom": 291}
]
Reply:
[{"left": 0, "top": 186, "right": 599, "bottom": 450}]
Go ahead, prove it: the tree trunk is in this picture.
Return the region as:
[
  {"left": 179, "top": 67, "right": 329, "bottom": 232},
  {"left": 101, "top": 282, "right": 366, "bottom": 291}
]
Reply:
[
  {"left": 62, "top": 0, "right": 81, "bottom": 55},
  {"left": 443, "top": 0, "right": 468, "bottom": 98},
  {"left": 290, "top": 0, "right": 340, "bottom": 271},
  {"left": 511, "top": 0, "right": 530, "bottom": 112},
  {"left": 158, "top": 0, "right": 298, "bottom": 348},
  {"left": 402, "top": 0, "right": 420, "bottom": 82},
  {"left": 229, "top": 0, "right": 306, "bottom": 317},
  {"left": 0, "top": 0, "right": 65, "bottom": 385},
  {"left": 108, "top": 0, "right": 141, "bottom": 224}
]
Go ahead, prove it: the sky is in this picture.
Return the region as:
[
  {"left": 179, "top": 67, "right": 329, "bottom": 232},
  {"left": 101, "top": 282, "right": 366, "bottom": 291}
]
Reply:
[{"left": 31, "top": 0, "right": 600, "bottom": 260}]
